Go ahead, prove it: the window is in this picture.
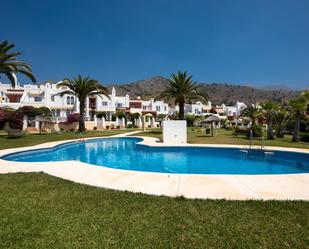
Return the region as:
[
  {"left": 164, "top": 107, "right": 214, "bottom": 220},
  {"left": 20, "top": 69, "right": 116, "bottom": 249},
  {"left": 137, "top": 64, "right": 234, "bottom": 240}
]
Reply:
[
  {"left": 66, "top": 96, "right": 74, "bottom": 105},
  {"left": 156, "top": 106, "right": 160, "bottom": 111},
  {"left": 56, "top": 109, "right": 61, "bottom": 117},
  {"left": 66, "top": 109, "right": 71, "bottom": 117},
  {"left": 34, "top": 96, "right": 42, "bottom": 102},
  {"left": 51, "top": 96, "right": 55, "bottom": 102},
  {"left": 164, "top": 106, "right": 167, "bottom": 111},
  {"left": 117, "top": 103, "right": 123, "bottom": 107},
  {"left": 102, "top": 101, "right": 108, "bottom": 106}
]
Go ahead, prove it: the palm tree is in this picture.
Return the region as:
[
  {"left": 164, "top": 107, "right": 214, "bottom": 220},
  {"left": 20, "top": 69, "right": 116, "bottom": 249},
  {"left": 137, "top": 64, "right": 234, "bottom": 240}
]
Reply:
[
  {"left": 156, "top": 71, "right": 209, "bottom": 119},
  {"left": 273, "top": 108, "right": 290, "bottom": 138},
  {"left": 241, "top": 105, "right": 262, "bottom": 129},
  {"left": 288, "top": 97, "right": 308, "bottom": 142},
  {"left": 261, "top": 101, "right": 278, "bottom": 140},
  {"left": 302, "top": 89, "right": 309, "bottom": 114},
  {"left": 302, "top": 89, "right": 309, "bottom": 100},
  {"left": 0, "top": 41, "right": 36, "bottom": 88},
  {"left": 57, "top": 75, "right": 109, "bottom": 132}
]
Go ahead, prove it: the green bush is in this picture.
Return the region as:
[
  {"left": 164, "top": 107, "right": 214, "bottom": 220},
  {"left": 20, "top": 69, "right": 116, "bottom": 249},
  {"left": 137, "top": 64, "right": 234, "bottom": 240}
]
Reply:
[
  {"left": 300, "top": 133, "right": 309, "bottom": 142},
  {"left": 185, "top": 114, "right": 195, "bottom": 127},
  {"left": 248, "top": 125, "right": 263, "bottom": 137},
  {"left": 96, "top": 111, "right": 107, "bottom": 119}
]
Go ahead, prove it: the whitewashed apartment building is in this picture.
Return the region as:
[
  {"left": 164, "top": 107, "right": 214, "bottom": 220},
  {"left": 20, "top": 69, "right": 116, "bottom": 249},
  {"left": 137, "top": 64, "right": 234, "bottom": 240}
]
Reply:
[{"left": 0, "top": 81, "right": 247, "bottom": 128}]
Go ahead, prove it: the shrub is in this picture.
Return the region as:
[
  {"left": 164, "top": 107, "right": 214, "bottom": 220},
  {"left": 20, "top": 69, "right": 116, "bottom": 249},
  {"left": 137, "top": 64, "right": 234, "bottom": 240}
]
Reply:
[
  {"left": 96, "top": 111, "right": 107, "bottom": 119},
  {"left": 115, "top": 111, "right": 126, "bottom": 118},
  {"left": 126, "top": 124, "right": 133, "bottom": 128},
  {"left": 300, "top": 133, "right": 309, "bottom": 142},
  {"left": 105, "top": 125, "right": 110, "bottom": 130},
  {"left": 0, "top": 106, "right": 48, "bottom": 130},
  {"left": 116, "top": 125, "right": 120, "bottom": 129},
  {"left": 0, "top": 111, "right": 23, "bottom": 130},
  {"left": 185, "top": 114, "right": 195, "bottom": 127},
  {"left": 38, "top": 107, "right": 52, "bottom": 117},
  {"left": 93, "top": 126, "right": 97, "bottom": 130},
  {"left": 18, "top": 106, "right": 42, "bottom": 116},
  {"left": 248, "top": 125, "right": 263, "bottom": 137},
  {"left": 60, "top": 113, "right": 80, "bottom": 125}
]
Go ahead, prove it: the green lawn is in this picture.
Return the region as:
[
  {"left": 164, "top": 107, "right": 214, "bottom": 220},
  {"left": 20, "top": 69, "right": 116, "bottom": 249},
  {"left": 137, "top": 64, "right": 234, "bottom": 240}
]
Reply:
[
  {"left": 0, "top": 172, "right": 308, "bottom": 249},
  {"left": 133, "top": 128, "right": 309, "bottom": 149},
  {"left": 0, "top": 128, "right": 308, "bottom": 248},
  {"left": 0, "top": 129, "right": 137, "bottom": 150}
]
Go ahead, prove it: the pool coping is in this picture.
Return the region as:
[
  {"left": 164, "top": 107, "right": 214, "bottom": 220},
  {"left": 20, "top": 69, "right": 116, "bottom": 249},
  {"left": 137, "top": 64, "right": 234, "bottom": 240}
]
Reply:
[{"left": 0, "top": 131, "right": 308, "bottom": 201}]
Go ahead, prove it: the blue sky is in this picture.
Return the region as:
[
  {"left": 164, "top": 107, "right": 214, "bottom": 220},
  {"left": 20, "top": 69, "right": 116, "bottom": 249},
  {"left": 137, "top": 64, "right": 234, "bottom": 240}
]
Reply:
[{"left": 2, "top": 0, "right": 309, "bottom": 89}]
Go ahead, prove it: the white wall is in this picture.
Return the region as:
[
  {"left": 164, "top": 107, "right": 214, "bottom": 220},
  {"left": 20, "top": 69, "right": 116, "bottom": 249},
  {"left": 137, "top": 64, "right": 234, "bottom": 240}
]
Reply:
[{"left": 162, "top": 120, "right": 187, "bottom": 144}]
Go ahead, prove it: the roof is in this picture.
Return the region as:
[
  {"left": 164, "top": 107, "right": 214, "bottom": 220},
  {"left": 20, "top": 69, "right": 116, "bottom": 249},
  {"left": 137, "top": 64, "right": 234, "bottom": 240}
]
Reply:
[{"left": 201, "top": 115, "right": 220, "bottom": 123}]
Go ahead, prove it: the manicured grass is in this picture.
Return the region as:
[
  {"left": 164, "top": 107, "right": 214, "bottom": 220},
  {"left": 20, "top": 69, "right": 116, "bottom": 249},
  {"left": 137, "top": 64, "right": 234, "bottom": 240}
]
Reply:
[
  {"left": 134, "top": 128, "right": 309, "bottom": 149},
  {"left": 0, "top": 173, "right": 308, "bottom": 249},
  {"left": 0, "top": 129, "right": 137, "bottom": 150}
]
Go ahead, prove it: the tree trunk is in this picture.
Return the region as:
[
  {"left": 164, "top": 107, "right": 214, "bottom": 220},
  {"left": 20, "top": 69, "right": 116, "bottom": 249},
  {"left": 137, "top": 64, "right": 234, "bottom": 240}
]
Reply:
[
  {"left": 178, "top": 101, "right": 185, "bottom": 120},
  {"left": 79, "top": 100, "right": 86, "bottom": 132},
  {"left": 267, "top": 119, "right": 274, "bottom": 140},
  {"left": 292, "top": 112, "right": 300, "bottom": 142},
  {"left": 276, "top": 128, "right": 284, "bottom": 138}
]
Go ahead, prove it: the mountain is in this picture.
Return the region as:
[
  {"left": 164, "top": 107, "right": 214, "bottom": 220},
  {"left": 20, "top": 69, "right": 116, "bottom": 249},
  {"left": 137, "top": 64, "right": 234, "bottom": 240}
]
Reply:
[{"left": 107, "top": 76, "right": 299, "bottom": 105}]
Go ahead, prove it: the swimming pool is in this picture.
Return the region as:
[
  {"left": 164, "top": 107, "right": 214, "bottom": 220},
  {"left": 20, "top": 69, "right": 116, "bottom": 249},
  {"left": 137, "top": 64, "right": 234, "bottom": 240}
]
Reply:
[{"left": 2, "top": 137, "right": 309, "bottom": 175}]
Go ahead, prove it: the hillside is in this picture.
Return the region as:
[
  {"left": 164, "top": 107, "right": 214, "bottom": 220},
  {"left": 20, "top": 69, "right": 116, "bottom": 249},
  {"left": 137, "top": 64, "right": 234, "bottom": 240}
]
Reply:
[{"left": 107, "top": 76, "right": 299, "bottom": 105}]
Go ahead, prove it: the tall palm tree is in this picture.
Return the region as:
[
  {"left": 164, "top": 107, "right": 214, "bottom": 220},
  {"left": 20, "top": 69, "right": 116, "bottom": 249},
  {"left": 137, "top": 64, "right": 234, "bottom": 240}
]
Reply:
[
  {"left": 288, "top": 97, "right": 308, "bottom": 142},
  {"left": 302, "top": 89, "right": 309, "bottom": 114},
  {"left": 156, "top": 71, "right": 209, "bottom": 119},
  {"left": 57, "top": 75, "right": 109, "bottom": 132},
  {"left": 273, "top": 108, "right": 290, "bottom": 138},
  {"left": 302, "top": 89, "right": 309, "bottom": 100},
  {"left": 0, "top": 41, "right": 36, "bottom": 88},
  {"left": 241, "top": 105, "right": 262, "bottom": 129},
  {"left": 261, "top": 101, "right": 278, "bottom": 140}
]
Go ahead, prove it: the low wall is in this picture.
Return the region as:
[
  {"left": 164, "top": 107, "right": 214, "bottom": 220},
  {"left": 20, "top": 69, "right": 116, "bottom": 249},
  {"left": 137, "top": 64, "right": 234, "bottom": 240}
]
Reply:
[{"left": 58, "top": 122, "right": 79, "bottom": 131}]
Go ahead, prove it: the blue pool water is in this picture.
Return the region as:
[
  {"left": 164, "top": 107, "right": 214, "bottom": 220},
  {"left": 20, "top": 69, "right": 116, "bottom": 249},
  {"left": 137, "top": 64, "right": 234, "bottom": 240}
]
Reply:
[{"left": 2, "top": 137, "right": 309, "bottom": 174}]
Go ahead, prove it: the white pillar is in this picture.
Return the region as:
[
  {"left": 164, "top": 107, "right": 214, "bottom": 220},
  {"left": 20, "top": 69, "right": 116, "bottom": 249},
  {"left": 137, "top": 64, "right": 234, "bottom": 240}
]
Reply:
[
  {"left": 85, "top": 97, "right": 89, "bottom": 120},
  {"left": 116, "top": 117, "right": 119, "bottom": 126},
  {"left": 94, "top": 115, "right": 98, "bottom": 127},
  {"left": 35, "top": 118, "right": 40, "bottom": 130},
  {"left": 102, "top": 117, "right": 106, "bottom": 129},
  {"left": 23, "top": 115, "right": 28, "bottom": 130},
  {"left": 136, "top": 117, "right": 142, "bottom": 128},
  {"left": 121, "top": 117, "right": 126, "bottom": 128}
]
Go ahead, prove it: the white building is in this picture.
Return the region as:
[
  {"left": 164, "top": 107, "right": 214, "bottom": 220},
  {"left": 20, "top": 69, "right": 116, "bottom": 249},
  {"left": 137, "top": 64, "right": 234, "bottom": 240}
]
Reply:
[
  {"left": 0, "top": 80, "right": 248, "bottom": 129},
  {"left": 0, "top": 82, "right": 170, "bottom": 121},
  {"left": 142, "top": 98, "right": 169, "bottom": 115},
  {"left": 224, "top": 101, "right": 247, "bottom": 116}
]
